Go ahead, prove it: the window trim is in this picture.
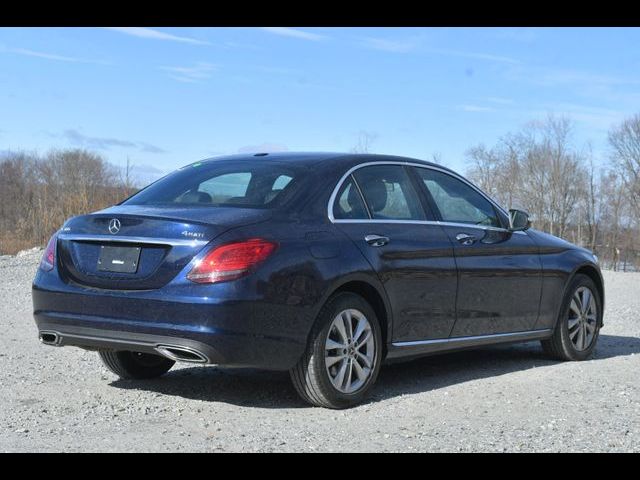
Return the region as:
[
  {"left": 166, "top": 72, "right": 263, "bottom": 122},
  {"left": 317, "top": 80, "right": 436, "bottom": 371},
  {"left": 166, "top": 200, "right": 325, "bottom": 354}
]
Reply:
[
  {"left": 350, "top": 174, "right": 372, "bottom": 219},
  {"left": 328, "top": 161, "right": 522, "bottom": 234},
  {"left": 332, "top": 174, "right": 371, "bottom": 220}
]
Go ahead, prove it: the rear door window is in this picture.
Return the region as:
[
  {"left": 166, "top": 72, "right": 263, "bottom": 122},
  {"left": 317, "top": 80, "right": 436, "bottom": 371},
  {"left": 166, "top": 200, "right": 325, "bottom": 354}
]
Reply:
[{"left": 352, "top": 165, "right": 425, "bottom": 220}]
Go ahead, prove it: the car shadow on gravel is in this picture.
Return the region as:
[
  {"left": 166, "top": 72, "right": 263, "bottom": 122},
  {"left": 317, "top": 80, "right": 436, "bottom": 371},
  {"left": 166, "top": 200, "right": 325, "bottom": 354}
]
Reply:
[
  {"left": 109, "top": 334, "right": 640, "bottom": 408},
  {"left": 370, "top": 334, "right": 640, "bottom": 403}
]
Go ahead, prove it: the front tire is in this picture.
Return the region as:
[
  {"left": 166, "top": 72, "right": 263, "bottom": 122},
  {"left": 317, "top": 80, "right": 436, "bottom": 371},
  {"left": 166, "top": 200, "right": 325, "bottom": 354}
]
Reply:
[
  {"left": 98, "top": 350, "right": 175, "bottom": 379},
  {"left": 290, "top": 292, "right": 383, "bottom": 409},
  {"left": 541, "top": 273, "right": 602, "bottom": 361}
]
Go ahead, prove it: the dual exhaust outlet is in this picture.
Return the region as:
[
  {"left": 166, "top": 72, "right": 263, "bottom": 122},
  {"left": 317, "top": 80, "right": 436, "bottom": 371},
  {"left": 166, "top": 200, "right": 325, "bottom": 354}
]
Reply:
[
  {"left": 38, "top": 331, "right": 208, "bottom": 364},
  {"left": 154, "top": 345, "right": 208, "bottom": 363}
]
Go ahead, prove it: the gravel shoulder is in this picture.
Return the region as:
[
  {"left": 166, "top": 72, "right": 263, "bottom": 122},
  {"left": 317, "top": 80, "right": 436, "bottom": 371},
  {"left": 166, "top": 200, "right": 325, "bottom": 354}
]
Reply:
[{"left": 1, "top": 250, "right": 639, "bottom": 452}]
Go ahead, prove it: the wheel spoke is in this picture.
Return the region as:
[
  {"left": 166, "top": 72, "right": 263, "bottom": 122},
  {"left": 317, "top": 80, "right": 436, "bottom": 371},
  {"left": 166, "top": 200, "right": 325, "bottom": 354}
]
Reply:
[
  {"left": 569, "top": 326, "right": 580, "bottom": 341},
  {"left": 333, "top": 316, "right": 349, "bottom": 343},
  {"left": 325, "top": 354, "right": 345, "bottom": 368},
  {"left": 326, "top": 338, "right": 345, "bottom": 350},
  {"left": 352, "top": 357, "right": 368, "bottom": 381},
  {"left": 352, "top": 317, "right": 367, "bottom": 344},
  {"left": 341, "top": 311, "right": 353, "bottom": 341},
  {"left": 567, "top": 317, "right": 580, "bottom": 330},
  {"left": 356, "top": 351, "right": 372, "bottom": 369},
  {"left": 570, "top": 298, "right": 581, "bottom": 317},
  {"left": 581, "top": 289, "right": 591, "bottom": 315},
  {"left": 344, "top": 358, "right": 354, "bottom": 390},
  {"left": 356, "top": 330, "right": 372, "bottom": 349},
  {"left": 334, "top": 359, "right": 348, "bottom": 388}
]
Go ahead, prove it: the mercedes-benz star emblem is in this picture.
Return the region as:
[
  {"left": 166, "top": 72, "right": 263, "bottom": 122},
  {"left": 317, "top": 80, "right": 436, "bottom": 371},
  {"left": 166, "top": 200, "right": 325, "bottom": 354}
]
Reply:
[{"left": 108, "top": 218, "right": 121, "bottom": 234}]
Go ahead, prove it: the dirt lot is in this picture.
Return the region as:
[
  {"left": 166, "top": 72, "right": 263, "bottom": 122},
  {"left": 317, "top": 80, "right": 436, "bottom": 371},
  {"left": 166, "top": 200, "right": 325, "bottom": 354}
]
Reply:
[{"left": 1, "top": 249, "right": 639, "bottom": 452}]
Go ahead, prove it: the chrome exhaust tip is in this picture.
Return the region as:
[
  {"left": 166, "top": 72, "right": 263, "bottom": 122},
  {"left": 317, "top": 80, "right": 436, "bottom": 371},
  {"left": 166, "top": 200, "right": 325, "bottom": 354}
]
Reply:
[
  {"left": 39, "top": 331, "right": 60, "bottom": 346},
  {"left": 155, "top": 345, "right": 208, "bottom": 363}
]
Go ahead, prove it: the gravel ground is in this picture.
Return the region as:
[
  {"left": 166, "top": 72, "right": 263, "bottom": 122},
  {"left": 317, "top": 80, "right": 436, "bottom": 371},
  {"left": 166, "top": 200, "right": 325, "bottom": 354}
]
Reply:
[{"left": 1, "top": 249, "right": 639, "bottom": 452}]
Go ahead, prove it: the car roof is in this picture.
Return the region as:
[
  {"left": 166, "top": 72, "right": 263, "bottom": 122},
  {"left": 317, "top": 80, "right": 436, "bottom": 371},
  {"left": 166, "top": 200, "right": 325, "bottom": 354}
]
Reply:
[{"left": 195, "top": 151, "right": 460, "bottom": 176}]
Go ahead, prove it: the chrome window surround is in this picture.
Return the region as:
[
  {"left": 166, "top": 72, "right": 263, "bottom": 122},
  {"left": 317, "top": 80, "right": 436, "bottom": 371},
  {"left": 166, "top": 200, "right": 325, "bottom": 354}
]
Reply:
[{"left": 327, "top": 161, "right": 524, "bottom": 235}]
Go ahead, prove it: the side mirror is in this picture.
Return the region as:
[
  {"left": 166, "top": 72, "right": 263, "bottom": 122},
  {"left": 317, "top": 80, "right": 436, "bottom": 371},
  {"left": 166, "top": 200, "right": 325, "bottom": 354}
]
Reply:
[{"left": 509, "top": 208, "right": 531, "bottom": 231}]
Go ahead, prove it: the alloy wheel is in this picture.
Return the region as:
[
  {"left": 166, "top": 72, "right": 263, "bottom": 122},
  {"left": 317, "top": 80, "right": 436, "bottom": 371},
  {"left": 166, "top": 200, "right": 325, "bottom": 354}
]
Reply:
[
  {"left": 568, "top": 286, "right": 598, "bottom": 351},
  {"left": 324, "top": 308, "right": 376, "bottom": 394}
]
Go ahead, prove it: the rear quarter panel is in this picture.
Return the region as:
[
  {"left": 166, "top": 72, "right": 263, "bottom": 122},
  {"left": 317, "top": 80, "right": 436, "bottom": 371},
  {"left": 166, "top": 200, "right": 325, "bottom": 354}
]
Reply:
[{"left": 213, "top": 217, "right": 388, "bottom": 354}]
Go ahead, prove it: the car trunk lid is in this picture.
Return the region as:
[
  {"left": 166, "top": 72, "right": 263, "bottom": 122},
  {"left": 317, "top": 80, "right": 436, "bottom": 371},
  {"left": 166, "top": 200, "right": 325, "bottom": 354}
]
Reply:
[{"left": 56, "top": 205, "right": 272, "bottom": 290}]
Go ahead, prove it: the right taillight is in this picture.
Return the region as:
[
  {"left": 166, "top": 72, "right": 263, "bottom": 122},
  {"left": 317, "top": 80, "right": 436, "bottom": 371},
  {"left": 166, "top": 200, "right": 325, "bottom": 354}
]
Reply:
[
  {"left": 187, "top": 238, "right": 277, "bottom": 284},
  {"left": 40, "top": 233, "right": 58, "bottom": 272}
]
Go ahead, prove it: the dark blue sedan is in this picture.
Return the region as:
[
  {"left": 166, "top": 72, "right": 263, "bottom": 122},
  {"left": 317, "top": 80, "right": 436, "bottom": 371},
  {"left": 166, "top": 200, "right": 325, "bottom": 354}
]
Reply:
[{"left": 32, "top": 152, "right": 604, "bottom": 408}]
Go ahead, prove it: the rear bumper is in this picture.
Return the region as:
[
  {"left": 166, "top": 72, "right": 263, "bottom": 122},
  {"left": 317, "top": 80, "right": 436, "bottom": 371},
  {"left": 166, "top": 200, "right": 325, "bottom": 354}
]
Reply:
[
  {"left": 36, "top": 323, "right": 218, "bottom": 364},
  {"left": 32, "top": 282, "right": 311, "bottom": 370}
]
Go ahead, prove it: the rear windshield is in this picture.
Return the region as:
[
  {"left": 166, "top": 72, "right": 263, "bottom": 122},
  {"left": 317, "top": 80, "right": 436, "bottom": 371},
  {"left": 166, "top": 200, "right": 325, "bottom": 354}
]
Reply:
[{"left": 123, "top": 160, "right": 302, "bottom": 208}]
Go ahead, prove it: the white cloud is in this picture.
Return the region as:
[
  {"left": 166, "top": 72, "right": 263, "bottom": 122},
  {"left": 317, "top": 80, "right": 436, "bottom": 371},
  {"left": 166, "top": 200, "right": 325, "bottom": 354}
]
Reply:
[
  {"left": 260, "top": 27, "right": 325, "bottom": 41},
  {"left": 489, "top": 27, "right": 539, "bottom": 43},
  {"left": 486, "top": 96, "right": 514, "bottom": 105},
  {"left": 457, "top": 104, "right": 494, "bottom": 112},
  {"left": 361, "top": 37, "right": 416, "bottom": 53},
  {"left": 104, "top": 27, "right": 210, "bottom": 45},
  {"left": 533, "top": 103, "right": 627, "bottom": 132},
  {"left": 429, "top": 47, "right": 520, "bottom": 64},
  {"left": 62, "top": 129, "right": 167, "bottom": 153},
  {"left": 505, "top": 64, "right": 640, "bottom": 89},
  {"left": 356, "top": 36, "right": 520, "bottom": 63},
  {"left": 159, "top": 62, "right": 218, "bottom": 83},
  {"left": 1, "top": 46, "right": 107, "bottom": 64}
]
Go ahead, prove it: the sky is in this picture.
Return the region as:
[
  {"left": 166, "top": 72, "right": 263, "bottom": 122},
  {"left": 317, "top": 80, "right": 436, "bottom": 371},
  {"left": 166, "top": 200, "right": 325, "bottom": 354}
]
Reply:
[{"left": 1, "top": 27, "right": 639, "bottom": 184}]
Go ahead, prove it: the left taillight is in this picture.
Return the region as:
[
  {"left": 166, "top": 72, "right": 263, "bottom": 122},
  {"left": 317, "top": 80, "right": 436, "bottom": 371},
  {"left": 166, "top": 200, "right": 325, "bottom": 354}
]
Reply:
[
  {"left": 187, "top": 238, "right": 277, "bottom": 284},
  {"left": 40, "top": 233, "right": 58, "bottom": 272}
]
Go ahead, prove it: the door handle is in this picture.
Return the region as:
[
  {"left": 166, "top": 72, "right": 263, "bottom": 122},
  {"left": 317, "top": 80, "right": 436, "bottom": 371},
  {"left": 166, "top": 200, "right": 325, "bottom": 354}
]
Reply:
[
  {"left": 455, "top": 233, "right": 476, "bottom": 246},
  {"left": 365, "top": 234, "right": 390, "bottom": 247}
]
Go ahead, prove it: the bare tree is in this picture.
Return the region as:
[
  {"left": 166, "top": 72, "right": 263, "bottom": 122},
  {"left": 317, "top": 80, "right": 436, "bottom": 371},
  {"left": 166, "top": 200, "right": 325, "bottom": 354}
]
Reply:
[
  {"left": 351, "top": 131, "right": 378, "bottom": 153},
  {"left": 119, "top": 156, "right": 139, "bottom": 195},
  {"left": 609, "top": 114, "right": 640, "bottom": 217},
  {"left": 430, "top": 152, "right": 444, "bottom": 165},
  {"left": 465, "top": 144, "right": 503, "bottom": 202},
  {"left": 581, "top": 149, "right": 603, "bottom": 252},
  {"left": 599, "top": 170, "right": 627, "bottom": 270},
  {"left": 466, "top": 115, "right": 586, "bottom": 237},
  {"left": 0, "top": 149, "right": 138, "bottom": 255}
]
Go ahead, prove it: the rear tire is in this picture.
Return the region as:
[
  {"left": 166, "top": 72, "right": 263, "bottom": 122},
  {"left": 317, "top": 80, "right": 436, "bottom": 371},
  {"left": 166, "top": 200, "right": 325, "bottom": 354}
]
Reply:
[
  {"left": 541, "top": 274, "right": 602, "bottom": 361},
  {"left": 98, "top": 350, "right": 175, "bottom": 379},
  {"left": 290, "top": 292, "right": 383, "bottom": 409}
]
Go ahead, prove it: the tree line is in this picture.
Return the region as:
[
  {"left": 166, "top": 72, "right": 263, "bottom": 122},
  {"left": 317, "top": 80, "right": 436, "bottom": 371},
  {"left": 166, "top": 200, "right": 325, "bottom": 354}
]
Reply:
[
  {"left": 465, "top": 114, "right": 640, "bottom": 271},
  {"left": 0, "top": 149, "right": 137, "bottom": 255},
  {"left": 1, "top": 114, "right": 640, "bottom": 271}
]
